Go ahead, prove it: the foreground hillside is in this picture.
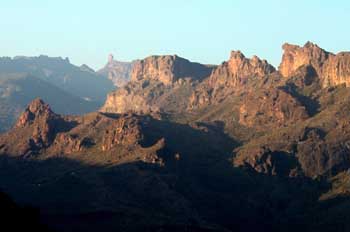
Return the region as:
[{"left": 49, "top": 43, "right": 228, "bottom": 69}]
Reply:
[
  {"left": 0, "top": 98, "right": 332, "bottom": 231},
  {"left": 1, "top": 42, "right": 350, "bottom": 231}
]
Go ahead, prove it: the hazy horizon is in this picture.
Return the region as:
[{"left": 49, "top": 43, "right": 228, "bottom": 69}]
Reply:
[{"left": 1, "top": 0, "right": 349, "bottom": 69}]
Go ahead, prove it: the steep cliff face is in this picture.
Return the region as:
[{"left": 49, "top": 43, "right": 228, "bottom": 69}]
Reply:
[
  {"left": 101, "top": 88, "right": 151, "bottom": 114},
  {"left": 322, "top": 52, "right": 350, "bottom": 87},
  {"left": 100, "top": 55, "right": 213, "bottom": 114},
  {"left": 279, "top": 42, "right": 331, "bottom": 78},
  {"left": 130, "top": 55, "right": 212, "bottom": 85},
  {"left": 279, "top": 42, "right": 350, "bottom": 87}
]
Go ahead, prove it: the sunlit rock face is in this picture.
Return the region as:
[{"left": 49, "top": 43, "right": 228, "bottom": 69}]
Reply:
[
  {"left": 279, "top": 41, "right": 350, "bottom": 87},
  {"left": 100, "top": 54, "right": 213, "bottom": 114},
  {"left": 189, "top": 50, "right": 276, "bottom": 109},
  {"left": 130, "top": 55, "right": 212, "bottom": 85},
  {"left": 208, "top": 50, "right": 276, "bottom": 88}
]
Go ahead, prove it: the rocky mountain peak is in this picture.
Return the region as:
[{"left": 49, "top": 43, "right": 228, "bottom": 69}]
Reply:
[
  {"left": 108, "top": 54, "right": 114, "bottom": 64},
  {"left": 2, "top": 99, "right": 165, "bottom": 163},
  {"left": 28, "top": 98, "right": 51, "bottom": 114},
  {"left": 97, "top": 54, "right": 134, "bottom": 87},
  {"left": 10, "top": 99, "right": 70, "bottom": 152},
  {"left": 189, "top": 51, "right": 276, "bottom": 109},
  {"left": 226, "top": 50, "right": 276, "bottom": 79},
  {"left": 304, "top": 41, "right": 319, "bottom": 49},
  {"left": 230, "top": 50, "right": 245, "bottom": 60},
  {"left": 279, "top": 42, "right": 350, "bottom": 87},
  {"left": 15, "top": 98, "right": 55, "bottom": 128},
  {"left": 279, "top": 41, "right": 332, "bottom": 78},
  {"left": 130, "top": 55, "right": 213, "bottom": 85},
  {"left": 206, "top": 50, "right": 275, "bottom": 90}
]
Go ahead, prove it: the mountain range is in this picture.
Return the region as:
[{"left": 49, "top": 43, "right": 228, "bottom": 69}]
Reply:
[
  {"left": 1, "top": 42, "right": 350, "bottom": 231},
  {"left": 0, "top": 55, "right": 132, "bottom": 131}
]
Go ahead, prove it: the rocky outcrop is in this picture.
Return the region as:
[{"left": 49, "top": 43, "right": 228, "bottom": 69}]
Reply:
[
  {"left": 238, "top": 88, "right": 309, "bottom": 129},
  {"left": 51, "top": 112, "right": 152, "bottom": 157},
  {"left": 234, "top": 111, "right": 350, "bottom": 177},
  {"left": 279, "top": 41, "right": 350, "bottom": 87},
  {"left": 54, "top": 134, "right": 86, "bottom": 153},
  {"left": 98, "top": 54, "right": 134, "bottom": 87},
  {"left": 130, "top": 55, "right": 212, "bottom": 85},
  {"left": 14, "top": 98, "right": 66, "bottom": 151},
  {"left": 208, "top": 51, "right": 276, "bottom": 88},
  {"left": 100, "top": 55, "right": 213, "bottom": 114},
  {"left": 234, "top": 146, "right": 300, "bottom": 176},
  {"left": 100, "top": 115, "right": 142, "bottom": 151},
  {"left": 189, "top": 51, "right": 276, "bottom": 109},
  {"left": 279, "top": 42, "right": 330, "bottom": 78},
  {"left": 0, "top": 99, "right": 72, "bottom": 156},
  {"left": 0, "top": 99, "right": 165, "bottom": 165},
  {"left": 322, "top": 52, "right": 350, "bottom": 87},
  {"left": 100, "top": 84, "right": 158, "bottom": 114},
  {"left": 16, "top": 98, "right": 55, "bottom": 128}
]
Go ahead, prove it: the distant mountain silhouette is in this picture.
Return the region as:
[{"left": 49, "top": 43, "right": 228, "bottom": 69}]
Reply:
[
  {"left": 97, "top": 54, "right": 134, "bottom": 87},
  {"left": 0, "top": 55, "right": 115, "bottom": 131}
]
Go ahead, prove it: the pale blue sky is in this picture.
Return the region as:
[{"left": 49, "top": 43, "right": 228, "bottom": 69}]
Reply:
[{"left": 1, "top": 0, "right": 349, "bottom": 69}]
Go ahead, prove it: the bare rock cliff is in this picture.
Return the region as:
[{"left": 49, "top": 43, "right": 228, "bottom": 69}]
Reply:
[
  {"left": 131, "top": 55, "right": 212, "bottom": 85},
  {"left": 101, "top": 55, "right": 213, "bottom": 114},
  {"left": 279, "top": 41, "right": 350, "bottom": 87},
  {"left": 189, "top": 51, "right": 276, "bottom": 109}
]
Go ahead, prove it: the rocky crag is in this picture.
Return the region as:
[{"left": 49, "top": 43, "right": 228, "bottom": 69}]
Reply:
[{"left": 98, "top": 54, "right": 134, "bottom": 87}]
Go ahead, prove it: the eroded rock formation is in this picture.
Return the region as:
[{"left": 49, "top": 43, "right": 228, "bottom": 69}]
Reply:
[
  {"left": 189, "top": 51, "right": 276, "bottom": 109},
  {"left": 100, "top": 55, "right": 213, "bottom": 114},
  {"left": 0, "top": 99, "right": 165, "bottom": 165},
  {"left": 279, "top": 41, "right": 350, "bottom": 87},
  {"left": 131, "top": 55, "right": 212, "bottom": 85}
]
